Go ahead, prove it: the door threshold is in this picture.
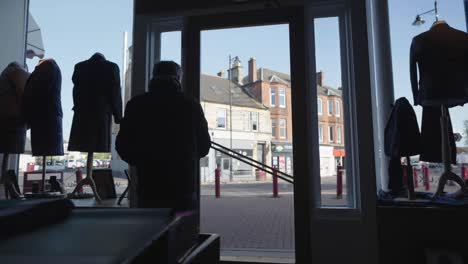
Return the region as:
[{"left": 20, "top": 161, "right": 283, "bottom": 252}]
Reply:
[{"left": 221, "top": 248, "right": 295, "bottom": 264}]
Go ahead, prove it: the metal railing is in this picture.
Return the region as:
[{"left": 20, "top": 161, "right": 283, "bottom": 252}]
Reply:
[{"left": 210, "top": 141, "right": 294, "bottom": 184}]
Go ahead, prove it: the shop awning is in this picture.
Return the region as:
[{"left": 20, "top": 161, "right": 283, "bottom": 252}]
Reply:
[
  {"left": 26, "top": 14, "right": 45, "bottom": 59},
  {"left": 333, "top": 148, "right": 345, "bottom": 157}
]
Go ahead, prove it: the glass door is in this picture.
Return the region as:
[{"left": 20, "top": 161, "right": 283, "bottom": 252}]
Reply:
[{"left": 183, "top": 9, "right": 307, "bottom": 262}]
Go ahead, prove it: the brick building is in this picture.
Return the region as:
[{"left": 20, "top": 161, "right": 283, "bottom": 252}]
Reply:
[{"left": 242, "top": 57, "right": 345, "bottom": 176}]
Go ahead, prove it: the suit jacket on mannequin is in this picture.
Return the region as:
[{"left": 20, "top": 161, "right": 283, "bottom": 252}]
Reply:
[
  {"left": 409, "top": 22, "right": 466, "bottom": 163},
  {"left": 0, "top": 62, "right": 29, "bottom": 153},
  {"left": 23, "top": 59, "right": 64, "bottom": 156},
  {"left": 68, "top": 53, "right": 122, "bottom": 153},
  {"left": 410, "top": 22, "right": 468, "bottom": 107}
]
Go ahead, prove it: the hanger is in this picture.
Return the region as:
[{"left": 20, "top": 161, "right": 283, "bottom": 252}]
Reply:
[{"left": 430, "top": 0, "right": 449, "bottom": 28}]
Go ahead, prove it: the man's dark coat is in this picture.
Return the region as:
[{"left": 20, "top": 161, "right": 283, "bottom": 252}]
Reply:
[
  {"left": 116, "top": 78, "right": 211, "bottom": 211},
  {"left": 68, "top": 54, "right": 122, "bottom": 153}
]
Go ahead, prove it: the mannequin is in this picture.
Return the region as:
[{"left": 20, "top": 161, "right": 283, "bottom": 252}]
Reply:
[
  {"left": 410, "top": 20, "right": 468, "bottom": 197},
  {"left": 68, "top": 53, "right": 122, "bottom": 202},
  {"left": 22, "top": 59, "right": 64, "bottom": 192},
  {"left": 0, "top": 62, "right": 30, "bottom": 198}
]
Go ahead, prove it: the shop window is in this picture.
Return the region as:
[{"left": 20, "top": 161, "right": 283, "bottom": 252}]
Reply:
[
  {"left": 314, "top": 16, "right": 352, "bottom": 207},
  {"left": 383, "top": 0, "right": 468, "bottom": 197}
]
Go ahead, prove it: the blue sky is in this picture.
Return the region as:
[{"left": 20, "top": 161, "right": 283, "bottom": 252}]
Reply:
[{"left": 29, "top": 0, "right": 467, "bottom": 145}]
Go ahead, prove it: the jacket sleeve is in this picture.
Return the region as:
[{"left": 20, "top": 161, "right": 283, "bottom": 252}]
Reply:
[
  {"left": 194, "top": 102, "right": 211, "bottom": 158},
  {"left": 410, "top": 39, "right": 419, "bottom": 106},
  {"left": 111, "top": 64, "right": 123, "bottom": 123},
  {"left": 115, "top": 100, "right": 137, "bottom": 165},
  {"left": 71, "top": 65, "right": 79, "bottom": 108}
]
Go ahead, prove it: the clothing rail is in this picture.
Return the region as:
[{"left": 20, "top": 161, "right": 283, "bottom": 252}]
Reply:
[{"left": 210, "top": 142, "right": 294, "bottom": 184}]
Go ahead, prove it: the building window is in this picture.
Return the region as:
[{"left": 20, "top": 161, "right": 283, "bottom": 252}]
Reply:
[
  {"left": 217, "top": 109, "right": 226, "bottom": 129},
  {"left": 337, "top": 126, "right": 342, "bottom": 143},
  {"left": 244, "top": 112, "right": 251, "bottom": 131},
  {"left": 279, "top": 88, "right": 286, "bottom": 108},
  {"left": 270, "top": 88, "right": 276, "bottom": 107},
  {"left": 328, "top": 125, "right": 334, "bottom": 142},
  {"left": 335, "top": 101, "right": 341, "bottom": 117},
  {"left": 252, "top": 112, "right": 258, "bottom": 131},
  {"left": 279, "top": 119, "right": 287, "bottom": 139},
  {"left": 317, "top": 98, "right": 323, "bottom": 115},
  {"left": 328, "top": 99, "right": 333, "bottom": 116},
  {"left": 271, "top": 119, "right": 277, "bottom": 138},
  {"left": 319, "top": 124, "right": 324, "bottom": 143}
]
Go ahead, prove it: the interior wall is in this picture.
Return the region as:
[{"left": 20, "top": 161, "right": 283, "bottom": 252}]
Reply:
[{"left": 0, "top": 0, "right": 29, "bottom": 172}]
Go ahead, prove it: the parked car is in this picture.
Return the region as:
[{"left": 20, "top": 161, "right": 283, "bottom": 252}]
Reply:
[
  {"left": 37, "top": 160, "right": 65, "bottom": 171},
  {"left": 66, "top": 159, "right": 84, "bottom": 169}
]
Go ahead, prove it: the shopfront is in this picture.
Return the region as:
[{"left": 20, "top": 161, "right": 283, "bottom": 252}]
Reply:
[{"left": 271, "top": 142, "right": 293, "bottom": 175}]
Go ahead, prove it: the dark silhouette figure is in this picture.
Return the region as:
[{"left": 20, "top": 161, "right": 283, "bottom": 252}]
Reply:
[
  {"left": 68, "top": 53, "right": 123, "bottom": 152},
  {"left": 22, "top": 59, "right": 64, "bottom": 156},
  {"left": 116, "top": 61, "right": 211, "bottom": 211}
]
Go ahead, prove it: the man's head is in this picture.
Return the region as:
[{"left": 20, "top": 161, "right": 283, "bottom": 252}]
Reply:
[{"left": 153, "top": 61, "right": 182, "bottom": 83}]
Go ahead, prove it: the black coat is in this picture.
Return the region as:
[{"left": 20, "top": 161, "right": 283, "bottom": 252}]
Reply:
[
  {"left": 116, "top": 79, "right": 211, "bottom": 210},
  {"left": 68, "top": 54, "right": 122, "bottom": 153},
  {"left": 23, "top": 59, "right": 64, "bottom": 156},
  {"left": 409, "top": 22, "right": 462, "bottom": 163},
  {"left": 384, "top": 97, "right": 421, "bottom": 158},
  {"left": 0, "top": 63, "right": 29, "bottom": 154},
  {"left": 410, "top": 22, "right": 468, "bottom": 107}
]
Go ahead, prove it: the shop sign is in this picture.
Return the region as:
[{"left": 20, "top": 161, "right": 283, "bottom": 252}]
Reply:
[{"left": 272, "top": 143, "right": 293, "bottom": 153}]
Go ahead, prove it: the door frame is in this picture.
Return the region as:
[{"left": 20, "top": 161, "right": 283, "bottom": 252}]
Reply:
[{"left": 182, "top": 7, "right": 312, "bottom": 262}]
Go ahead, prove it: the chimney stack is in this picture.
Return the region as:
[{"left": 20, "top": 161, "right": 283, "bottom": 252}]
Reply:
[
  {"left": 316, "top": 71, "right": 324, "bottom": 87},
  {"left": 248, "top": 57, "right": 257, "bottom": 83},
  {"left": 230, "top": 56, "right": 243, "bottom": 85},
  {"left": 217, "top": 70, "right": 225, "bottom": 78}
]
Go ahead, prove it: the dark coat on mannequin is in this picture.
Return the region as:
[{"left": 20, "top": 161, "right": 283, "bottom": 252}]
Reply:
[
  {"left": 115, "top": 77, "right": 211, "bottom": 211},
  {"left": 23, "top": 59, "right": 64, "bottom": 156},
  {"left": 68, "top": 53, "right": 122, "bottom": 153},
  {"left": 0, "top": 62, "right": 29, "bottom": 154},
  {"left": 410, "top": 22, "right": 468, "bottom": 107},
  {"left": 409, "top": 22, "right": 467, "bottom": 163}
]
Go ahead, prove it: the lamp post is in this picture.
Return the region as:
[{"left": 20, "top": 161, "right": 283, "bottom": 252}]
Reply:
[{"left": 228, "top": 55, "right": 233, "bottom": 182}]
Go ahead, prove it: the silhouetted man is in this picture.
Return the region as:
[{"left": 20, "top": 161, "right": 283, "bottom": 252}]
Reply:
[{"left": 116, "top": 61, "right": 211, "bottom": 211}]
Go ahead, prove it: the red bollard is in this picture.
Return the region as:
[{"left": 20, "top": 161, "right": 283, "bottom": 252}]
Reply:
[
  {"left": 75, "top": 169, "right": 83, "bottom": 194},
  {"left": 215, "top": 167, "right": 221, "bottom": 198},
  {"left": 273, "top": 166, "right": 279, "bottom": 198},
  {"left": 413, "top": 167, "right": 419, "bottom": 188},
  {"left": 422, "top": 165, "right": 430, "bottom": 191},
  {"left": 462, "top": 165, "right": 468, "bottom": 180},
  {"left": 337, "top": 166, "right": 343, "bottom": 199}
]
